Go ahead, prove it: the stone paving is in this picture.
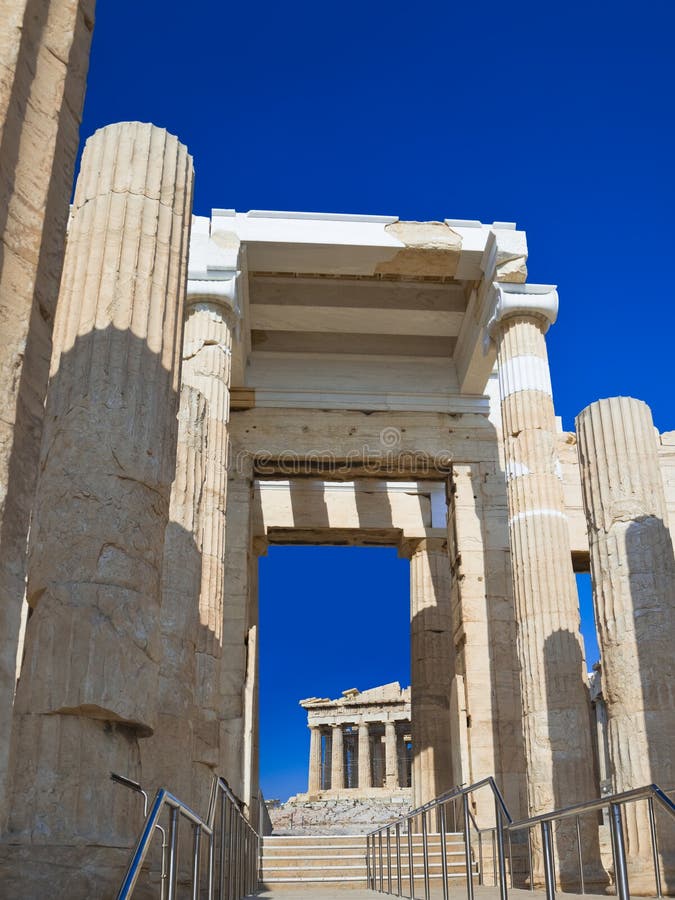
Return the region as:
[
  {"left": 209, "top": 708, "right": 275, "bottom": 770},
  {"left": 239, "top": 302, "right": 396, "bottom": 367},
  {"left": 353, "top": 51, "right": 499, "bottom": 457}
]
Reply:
[{"left": 246, "top": 886, "right": 597, "bottom": 900}]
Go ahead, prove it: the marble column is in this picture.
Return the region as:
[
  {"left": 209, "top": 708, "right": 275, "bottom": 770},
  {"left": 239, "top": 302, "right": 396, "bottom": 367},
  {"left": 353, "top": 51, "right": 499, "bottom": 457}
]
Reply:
[
  {"left": 487, "top": 284, "right": 602, "bottom": 885},
  {"left": 409, "top": 537, "right": 454, "bottom": 807},
  {"left": 145, "top": 292, "right": 237, "bottom": 811},
  {"left": 385, "top": 721, "right": 399, "bottom": 790},
  {"left": 3, "top": 123, "right": 193, "bottom": 896},
  {"left": 0, "top": 0, "right": 94, "bottom": 822},
  {"left": 577, "top": 397, "right": 675, "bottom": 886},
  {"left": 358, "top": 723, "right": 372, "bottom": 790},
  {"left": 331, "top": 725, "right": 344, "bottom": 791},
  {"left": 308, "top": 726, "right": 322, "bottom": 794}
]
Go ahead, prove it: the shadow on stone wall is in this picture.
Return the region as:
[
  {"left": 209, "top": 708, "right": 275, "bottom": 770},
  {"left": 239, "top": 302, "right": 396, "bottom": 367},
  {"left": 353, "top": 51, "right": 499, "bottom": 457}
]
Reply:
[{"left": 0, "top": 327, "right": 235, "bottom": 898}]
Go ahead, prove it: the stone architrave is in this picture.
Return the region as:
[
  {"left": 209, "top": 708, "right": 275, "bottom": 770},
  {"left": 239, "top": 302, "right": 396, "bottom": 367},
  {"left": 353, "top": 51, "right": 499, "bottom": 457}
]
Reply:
[
  {"left": 358, "top": 723, "right": 372, "bottom": 789},
  {"left": 487, "top": 283, "right": 602, "bottom": 884},
  {"left": 331, "top": 725, "right": 344, "bottom": 791},
  {"left": 308, "top": 726, "right": 322, "bottom": 794},
  {"left": 0, "top": 0, "right": 94, "bottom": 821},
  {"left": 3, "top": 122, "right": 193, "bottom": 896},
  {"left": 408, "top": 537, "right": 454, "bottom": 807},
  {"left": 577, "top": 397, "right": 675, "bottom": 885}
]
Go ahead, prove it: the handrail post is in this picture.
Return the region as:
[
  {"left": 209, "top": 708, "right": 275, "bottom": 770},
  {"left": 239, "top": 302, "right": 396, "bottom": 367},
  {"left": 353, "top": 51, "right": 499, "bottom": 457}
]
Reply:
[
  {"left": 495, "top": 798, "right": 508, "bottom": 900},
  {"left": 610, "top": 802, "right": 630, "bottom": 900},
  {"left": 463, "top": 792, "right": 474, "bottom": 900},
  {"left": 379, "top": 829, "right": 384, "bottom": 892},
  {"left": 648, "top": 796, "right": 663, "bottom": 898},
  {"left": 396, "top": 822, "right": 403, "bottom": 897},
  {"left": 407, "top": 818, "right": 414, "bottom": 899},
  {"left": 387, "top": 826, "right": 393, "bottom": 894},
  {"left": 218, "top": 793, "right": 227, "bottom": 900},
  {"left": 421, "top": 810, "right": 430, "bottom": 900},
  {"left": 439, "top": 802, "right": 449, "bottom": 900},
  {"left": 192, "top": 824, "right": 202, "bottom": 900},
  {"left": 540, "top": 820, "right": 555, "bottom": 900},
  {"left": 167, "top": 805, "right": 180, "bottom": 900},
  {"left": 575, "top": 815, "right": 585, "bottom": 895}
]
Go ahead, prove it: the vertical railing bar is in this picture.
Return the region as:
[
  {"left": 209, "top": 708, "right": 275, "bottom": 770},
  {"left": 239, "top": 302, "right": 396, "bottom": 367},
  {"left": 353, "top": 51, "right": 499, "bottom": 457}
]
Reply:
[
  {"left": 610, "top": 803, "right": 630, "bottom": 900},
  {"left": 207, "top": 805, "right": 215, "bottom": 900},
  {"left": 192, "top": 824, "right": 202, "bottom": 900},
  {"left": 492, "top": 828, "right": 497, "bottom": 886},
  {"left": 527, "top": 827, "right": 534, "bottom": 891},
  {"left": 366, "top": 835, "right": 371, "bottom": 890},
  {"left": 439, "top": 802, "right": 449, "bottom": 900},
  {"left": 541, "top": 820, "right": 555, "bottom": 900},
  {"left": 507, "top": 828, "right": 514, "bottom": 890},
  {"left": 421, "top": 810, "right": 430, "bottom": 900},
  {"left": 575, "top": 815, "right": 585, "bottom": 895},
  {"left": 227, "top": 801, "right": 236, "bottom": 900},
  {"left": 218, "top": 794, "right": 227, "bottom": 900},
  {"left": 387, "top": 826, "right": 393, "bottom": 894},
  {"left": 379, "top": 829, "right": 384, "bottom": 893},
  {"left": 463, "top": 792, "right": 475, "bottom": 900},
  {"left": 478, "top": 831, "right": 484, "bottom": 886},
  {"left": 396, "top": 822, "right": 403, "bottom": 897},
  {"left": 495, "top": 801, "right": 508, "bottom": 900},
  {"left": 166, "top": 806, "right": 180, "bottom": 900},
  {"left": 408, "top": 817, "right": 415, "bottom": 899},
  {"left": 648, "top": 796, "right": 663, "bottom": 899}
]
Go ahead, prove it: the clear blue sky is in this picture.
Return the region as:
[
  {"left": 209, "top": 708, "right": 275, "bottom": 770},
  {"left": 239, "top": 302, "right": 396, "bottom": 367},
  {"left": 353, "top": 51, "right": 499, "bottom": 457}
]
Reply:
[{"left": 80, "top": 1, "right": 673, "bottom": 799}]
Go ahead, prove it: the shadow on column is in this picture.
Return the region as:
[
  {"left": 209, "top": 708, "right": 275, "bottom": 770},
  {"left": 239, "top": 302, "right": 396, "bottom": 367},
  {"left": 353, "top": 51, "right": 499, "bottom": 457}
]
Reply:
[
  {"left": 0, "top": 327, "right": 240, "bottom": 899},
  {"left": 628, "top": 517, "right": 675, "bottom": 892},
  {"left": 544, "top": 628, "right": 606, "bottom": 891}
]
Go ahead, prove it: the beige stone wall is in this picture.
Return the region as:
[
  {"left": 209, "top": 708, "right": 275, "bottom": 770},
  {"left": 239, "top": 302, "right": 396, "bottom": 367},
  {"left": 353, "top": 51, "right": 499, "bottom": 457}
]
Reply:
[{"left": 0, "top": 0, "right": 94, "bottom": 820}]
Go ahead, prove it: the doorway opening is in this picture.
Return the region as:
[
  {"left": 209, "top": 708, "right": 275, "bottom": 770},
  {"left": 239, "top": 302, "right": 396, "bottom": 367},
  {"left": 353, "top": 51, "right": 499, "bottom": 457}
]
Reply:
[{"left": 258, "top": 545, "right": 410, "bottom": 802}]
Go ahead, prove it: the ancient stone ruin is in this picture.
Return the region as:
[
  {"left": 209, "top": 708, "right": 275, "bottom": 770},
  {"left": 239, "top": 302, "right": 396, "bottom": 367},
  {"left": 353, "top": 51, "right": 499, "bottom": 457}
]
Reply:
[{"left": 0, "top": 4, "right": 674, "bottom": 897}]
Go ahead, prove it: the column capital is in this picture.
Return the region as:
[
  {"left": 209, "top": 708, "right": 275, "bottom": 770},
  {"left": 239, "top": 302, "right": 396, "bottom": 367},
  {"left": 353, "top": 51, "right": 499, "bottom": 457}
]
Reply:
[
  {"left": 486, "top": 282, "right": 558, "bottom": 342},
  {"left": 398, "top": 535, "right": 447, "bottom": 560}
]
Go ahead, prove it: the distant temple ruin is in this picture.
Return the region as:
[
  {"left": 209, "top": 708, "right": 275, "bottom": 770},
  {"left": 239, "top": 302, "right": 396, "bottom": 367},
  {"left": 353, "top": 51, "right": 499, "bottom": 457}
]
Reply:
[{"left": 300, "top": 683, "right": 412, "bottom": 799}]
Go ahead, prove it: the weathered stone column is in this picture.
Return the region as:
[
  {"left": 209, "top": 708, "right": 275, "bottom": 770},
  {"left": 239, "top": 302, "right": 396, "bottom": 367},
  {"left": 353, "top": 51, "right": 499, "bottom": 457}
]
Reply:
[
  {"left": 487, "top": 284, "right": 602, "bottom": 885},
  {"left": 331, "top": 725, "right": 344, "bottom": 791},
  {"left": 408, "top": 537, "right": 454, "bottom": 807},
  {"left": 2, "top": 122, "right": 193, "bottom": 896},
  {"left": 358, "top": 723, "right": 372, "bottom": 790},
  {"left": 385, "top": 721, "right": 399, "bottom": 790},
  {"left": 308, "top": 726, "right": 322, "bottom": 794},
  {"left": 144, "top": 286, "right": 238, "bottom": 812},
  {"left": 0, "top": 0, "right": 94, "bottom": 821},
  {"left": 577, "top": 397, "right": 675, "bottom": 886}
]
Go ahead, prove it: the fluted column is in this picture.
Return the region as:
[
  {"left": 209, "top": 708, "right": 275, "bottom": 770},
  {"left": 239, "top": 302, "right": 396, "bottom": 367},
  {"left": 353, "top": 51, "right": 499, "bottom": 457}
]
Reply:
[
  {"left": 4, "top": 123, "right": 193, "bottom": 894},
  {"left": 308, "top": 726, "right": 322, "bottom": 794},
  {"left": 409, "top": 537, "right": 454, "bottom": 807},
  {"left": 145, "top": 293, "right": 237, "bottom": 807},
  {"left": 488, "top": 284, "right": 602, "bottom": 885},
  {"left": 385, "top": 721, "right": 399, "bottom": 790},
  {"left": 331, "top": 725, "right": 344, "bottom": 791},
  {"left": 577, "top": 397, "right": 675, "bottom": 885},
  {"left": 358, "top": 723, "right": 372, "bottom": 790},
  {"left": 0, "top": 0, "right": 94, "bottom": 822}
]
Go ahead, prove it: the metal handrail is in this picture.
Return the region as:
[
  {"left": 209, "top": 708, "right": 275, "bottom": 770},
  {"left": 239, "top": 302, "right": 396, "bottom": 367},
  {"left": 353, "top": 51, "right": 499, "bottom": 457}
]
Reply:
[
  {"left": 367, "top": 778, "right": 511, "bottom": 900},
  {"left": 366, "top": 779, "right": 675, "bottom": 900},
  {"left": 116, "top": 774, "right": 259, "bottom": 900}
]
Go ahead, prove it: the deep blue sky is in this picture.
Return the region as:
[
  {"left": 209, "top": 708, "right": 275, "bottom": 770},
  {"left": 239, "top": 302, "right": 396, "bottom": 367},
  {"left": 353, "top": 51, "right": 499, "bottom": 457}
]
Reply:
[{"left": 80, "top": 1, "right": 672, "bottom": 799}]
